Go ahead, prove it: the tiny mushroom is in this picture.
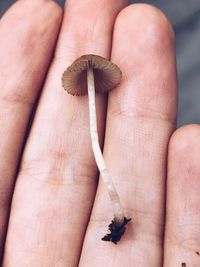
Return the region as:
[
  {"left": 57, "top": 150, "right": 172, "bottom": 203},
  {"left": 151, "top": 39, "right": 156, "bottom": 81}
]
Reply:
[{"left": 62, "top": 54, "right": 131, "bottom": 244}]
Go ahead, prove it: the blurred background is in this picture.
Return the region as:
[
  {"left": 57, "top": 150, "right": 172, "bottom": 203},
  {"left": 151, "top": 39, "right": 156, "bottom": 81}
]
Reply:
[{"left": 0, "top": 0, "right": 200, "bottom": 126}]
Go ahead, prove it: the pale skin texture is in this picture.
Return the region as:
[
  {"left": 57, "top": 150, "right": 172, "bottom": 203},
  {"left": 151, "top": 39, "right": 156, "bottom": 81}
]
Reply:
[{"left": 0, "top": 0, "right": 200, "bottom": 266}]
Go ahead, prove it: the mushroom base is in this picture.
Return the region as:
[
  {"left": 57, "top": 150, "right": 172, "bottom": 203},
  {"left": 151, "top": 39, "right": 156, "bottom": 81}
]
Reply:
[{"left": 101, "top": 217, "right": 131, "bottom": 244}]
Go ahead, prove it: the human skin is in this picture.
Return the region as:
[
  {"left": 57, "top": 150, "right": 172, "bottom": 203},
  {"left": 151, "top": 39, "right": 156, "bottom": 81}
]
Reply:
[{"left": 0, "top": 0, "right": 200, "bottom": 266}]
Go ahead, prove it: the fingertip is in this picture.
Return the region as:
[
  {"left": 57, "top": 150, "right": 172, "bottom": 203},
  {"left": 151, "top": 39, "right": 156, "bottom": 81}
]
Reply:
[
  {"left": 1, "top": 0, "right": 62, "bottom": 23},
  {"left": 0, "top": 0, "right": 62, "bottom": 57},
  {"left": 114, "top": 3, "right": 175, "bottom": 51},
  {"left": 110, "top": 3, "right": 177, "bottom": 123},
  {"left": 169, "top": 124, "right": 200, "bottom": 157},
  {"left": 169, "top": 124, "right": 200, "bottom": 175},
  {"left": 46, "top": 0, "right": 63, "bottom": 23}
]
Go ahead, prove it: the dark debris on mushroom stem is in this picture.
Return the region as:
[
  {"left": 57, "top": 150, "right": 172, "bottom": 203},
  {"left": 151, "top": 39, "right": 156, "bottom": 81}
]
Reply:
[{"left": 101, "top": 217, "right": 131, "bottom": 244}]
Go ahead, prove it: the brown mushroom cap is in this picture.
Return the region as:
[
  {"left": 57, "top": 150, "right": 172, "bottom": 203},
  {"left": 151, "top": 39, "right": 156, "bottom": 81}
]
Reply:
[{"left": 62, "top": 54, "right": 122, "bottom": 96}]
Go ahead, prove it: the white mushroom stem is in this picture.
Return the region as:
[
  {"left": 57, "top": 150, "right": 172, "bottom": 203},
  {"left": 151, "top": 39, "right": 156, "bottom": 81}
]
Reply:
[{"left": 87, "top": 68, "right": 124, "bottom": 226}]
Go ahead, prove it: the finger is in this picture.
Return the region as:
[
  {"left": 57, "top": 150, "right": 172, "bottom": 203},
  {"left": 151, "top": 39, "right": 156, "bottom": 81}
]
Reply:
[
  {"left": 164, "top": 125, "right": 200, "bottom": 267},
  {"left": 0, "top": 0, "right": 61, "bottom": 259},
  {"left": 80, "top": 4, "right": 177, "bottom": 266},
  {"left": 3, "top": 1, "right": 127, "bottom": 266}
]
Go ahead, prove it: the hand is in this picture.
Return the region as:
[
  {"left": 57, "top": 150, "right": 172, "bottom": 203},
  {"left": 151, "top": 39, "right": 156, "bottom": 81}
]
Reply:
[{"left": 0, "top": 1, "right": 199, "bottom": 266}]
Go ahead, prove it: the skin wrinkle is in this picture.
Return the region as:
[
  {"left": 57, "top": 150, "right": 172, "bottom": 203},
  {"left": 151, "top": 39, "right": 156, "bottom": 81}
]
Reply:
[
  {"left": 0, "top": 93, "right": 34, "bottom": 106},
  {"left": 109, "top": 104, "right": 176, "bottom": 124},
  {"left": 18, "top": 157, "right": 98, "bottom": 187},
  {"left": 108, "top": 77, "right": 177, "bottom": 123}
]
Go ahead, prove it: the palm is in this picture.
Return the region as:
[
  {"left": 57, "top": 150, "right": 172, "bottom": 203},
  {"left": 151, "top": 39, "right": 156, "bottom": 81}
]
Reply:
[{"left": 0, "top": 1, "right": 199, "bottom": 266}]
